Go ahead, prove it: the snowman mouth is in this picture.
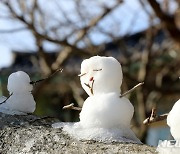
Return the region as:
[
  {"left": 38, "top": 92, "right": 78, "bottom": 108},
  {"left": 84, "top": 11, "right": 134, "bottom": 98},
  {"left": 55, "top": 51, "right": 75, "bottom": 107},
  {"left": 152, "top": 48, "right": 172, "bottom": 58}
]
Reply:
[{"left": 84, "top": 80, "right": 95, "bottom": 95}]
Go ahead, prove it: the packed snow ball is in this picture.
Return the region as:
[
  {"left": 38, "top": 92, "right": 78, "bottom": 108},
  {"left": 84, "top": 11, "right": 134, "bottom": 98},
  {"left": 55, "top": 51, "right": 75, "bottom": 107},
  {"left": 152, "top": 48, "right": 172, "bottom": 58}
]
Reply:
[
  {"left": 0, "top": 71, "right": 36, "bottom": 115},
  {"left": 8, "top": 71, "right": 33, "bottom": 93},
  {"left": 79, "top": 93, "right": 134, "bottom": 129},
  {"left": 80, "top": 56, "right": 123, "bottom": 96}
]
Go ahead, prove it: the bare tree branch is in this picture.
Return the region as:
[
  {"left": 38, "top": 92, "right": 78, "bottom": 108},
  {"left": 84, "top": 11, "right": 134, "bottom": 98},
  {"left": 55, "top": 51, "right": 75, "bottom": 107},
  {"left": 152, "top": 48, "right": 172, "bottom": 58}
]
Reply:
[
  {"left": 147, "top": 0, "right": 180, "bottom": 43},
  {"left": 51, "top": 0, "right": 123, "bottom": 69}
]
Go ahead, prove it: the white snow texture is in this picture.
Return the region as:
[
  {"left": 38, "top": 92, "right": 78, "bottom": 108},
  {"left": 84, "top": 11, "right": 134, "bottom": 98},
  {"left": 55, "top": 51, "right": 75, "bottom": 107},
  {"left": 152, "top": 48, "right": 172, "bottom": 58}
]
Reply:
[
  {"left": 80, "top": 56, "right": 123, "bottom": 96},
  {"left": 53, "top": 56, "right": 141, "bottom": 143},
  {"left": 167, "top": 99, "right": 180, "bottom": 140},
  {"left": 0, "top": 71, "right": 36, "bottom": 115}
]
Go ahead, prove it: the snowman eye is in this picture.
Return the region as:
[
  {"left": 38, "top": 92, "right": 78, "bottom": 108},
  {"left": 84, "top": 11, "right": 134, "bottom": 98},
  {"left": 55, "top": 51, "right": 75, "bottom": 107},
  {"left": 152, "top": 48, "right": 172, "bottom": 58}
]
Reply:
[
  {"left": 78, "top": 72, "right": 87, "bottom": 77},
  {"left": 93, "top": 69, "right": 102, "bottom": 72}
]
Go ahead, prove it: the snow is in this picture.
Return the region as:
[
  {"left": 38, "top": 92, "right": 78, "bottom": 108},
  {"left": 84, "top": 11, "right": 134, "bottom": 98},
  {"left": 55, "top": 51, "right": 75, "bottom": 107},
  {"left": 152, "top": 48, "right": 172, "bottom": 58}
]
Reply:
[
  {"left": 0, "top": 96, "right": 6, "bottom": 103},
  {"left": 80, "top": 56, "right": 123, "bottom": 96},
  {"left": 8, "top": 71, "right": 33, "bottom": 93},
  {"left": 79, "top": 93, "right": 133, "bottom": 129},
  {"left": 167, "top": 99, "right": 180, "bottom": 140},
  {"left": 52, "top": 122, "right": 141, "bottom": 144},
  {"left": 53, "top": 56, "right": 141, "bottom": 143},
  {"left": 0, "top": 71, "right": 36, "bottom": 115}
]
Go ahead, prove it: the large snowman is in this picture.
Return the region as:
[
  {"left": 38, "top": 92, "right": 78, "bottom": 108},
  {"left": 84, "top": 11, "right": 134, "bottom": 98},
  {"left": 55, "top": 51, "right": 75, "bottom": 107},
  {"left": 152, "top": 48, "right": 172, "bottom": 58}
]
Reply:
[
  {"left": 54, "top": 56, "right": 140, "bottom": 143},
  {"left": 0, "top": 71, "right": 36, "bottom": 115},
  {"left": 53, "top": 56, "right": 140, "bottom": 143},
  {"left": 79, "top": 56, "right": 134, "bottom": 129}
]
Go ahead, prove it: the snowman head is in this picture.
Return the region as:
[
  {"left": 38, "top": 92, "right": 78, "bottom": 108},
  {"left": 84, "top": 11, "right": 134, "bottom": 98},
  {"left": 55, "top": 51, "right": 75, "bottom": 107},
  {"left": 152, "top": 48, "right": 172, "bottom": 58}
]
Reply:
[
  {"left": 79, "top": 56, "right": 123, "bottom": 96},
  {"left": 8, "top": 71, "right": 33, "bottom": 93}
]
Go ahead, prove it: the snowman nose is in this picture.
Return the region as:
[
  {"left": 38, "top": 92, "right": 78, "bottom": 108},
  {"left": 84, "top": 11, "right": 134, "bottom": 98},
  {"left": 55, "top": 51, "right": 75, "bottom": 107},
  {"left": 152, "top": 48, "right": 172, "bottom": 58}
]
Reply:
[{"left": 89, "top": 77, "right": 94, "bottom": 81}]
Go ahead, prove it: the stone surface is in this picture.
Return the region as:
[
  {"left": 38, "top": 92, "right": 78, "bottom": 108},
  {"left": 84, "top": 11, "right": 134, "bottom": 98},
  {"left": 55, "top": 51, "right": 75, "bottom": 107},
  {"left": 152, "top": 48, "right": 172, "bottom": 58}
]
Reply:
[{"left": 0, "top": 113, "right": 156, "bottom": 154}]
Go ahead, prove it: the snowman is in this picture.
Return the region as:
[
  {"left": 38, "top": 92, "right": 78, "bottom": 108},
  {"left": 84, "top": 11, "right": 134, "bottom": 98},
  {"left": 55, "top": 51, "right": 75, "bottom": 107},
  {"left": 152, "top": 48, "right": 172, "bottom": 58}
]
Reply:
[
  {"left": 79, "top": 56, "right": 134, "bottom": 128},
  {"left": 0, "top": 71, "right": 36, "bottom": 115},
  {"left": 53, "top": 56, "right": 140, "bottom": 143}
]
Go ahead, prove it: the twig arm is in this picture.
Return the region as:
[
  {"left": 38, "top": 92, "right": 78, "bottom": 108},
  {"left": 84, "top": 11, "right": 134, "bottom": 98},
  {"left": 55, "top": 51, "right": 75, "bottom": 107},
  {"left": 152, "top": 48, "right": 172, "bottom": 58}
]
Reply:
[
  {"left": 30, "top": 68, "right": 63, "bottom": 85},
  {"left": 120, "top": 82, "right": 144, "bottom": 97},
  {"left": 62, "top": 103, "right": 82, "bottom": 111},
  {"left": 0, "top": 93, "right": 13, "bottom": 105},
  {"left": 143, "top": 108, "right": 168, "bottom": 125}
]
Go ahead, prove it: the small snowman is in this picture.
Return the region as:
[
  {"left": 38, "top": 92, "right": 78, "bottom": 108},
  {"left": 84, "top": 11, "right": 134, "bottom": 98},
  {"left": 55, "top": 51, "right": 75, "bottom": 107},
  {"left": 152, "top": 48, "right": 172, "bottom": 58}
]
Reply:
[
  {"left": 79, "top": 56, "right": 134, "bottom": 128},
  {"left": 53, "top": 56, "right": 140, "bottom": 143},
  {"left": 77, "top": 56, "right": 140, "bottom": 142},
  {"left": 0, "top": 71, "right": 36, "bottom": 115}
]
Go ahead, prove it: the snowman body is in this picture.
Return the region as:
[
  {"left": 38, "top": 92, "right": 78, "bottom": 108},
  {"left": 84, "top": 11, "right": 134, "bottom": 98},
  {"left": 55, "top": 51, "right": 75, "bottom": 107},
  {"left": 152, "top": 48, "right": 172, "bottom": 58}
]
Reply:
[
  {"left": 167, "top": 99, "right": 180, "bottom": 140},
  {"left": 80, "top": 92, "right": 134, "bottom": 129},
  {"left": 0, "top": 71, "right": 36, "bottom": 115},
  {"left": 79, "top": 56, "right": 134, "bottom": 130}
]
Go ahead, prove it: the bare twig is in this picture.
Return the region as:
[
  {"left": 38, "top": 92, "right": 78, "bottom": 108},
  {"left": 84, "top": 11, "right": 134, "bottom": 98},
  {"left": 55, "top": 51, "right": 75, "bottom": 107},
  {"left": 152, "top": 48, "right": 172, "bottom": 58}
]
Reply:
[
  {"left": 143, "top": 108, "right": 168, "bottom": 125},
  {"left": 84, "top": 83, "right": 91, "bottom": 88},
  {"left": 147, "top": 0, "right": 180, "bottom": 43},
  {"left": 120, "top": 82, "right": 144, "bottom": 97},
  {"left": 30, "top": 68, "right": 63, "bottom": 85},
  {"left": 51, "top": 1, "right": 123, "bottom": 69},
  {"left": 78, "top": 73, "right": 87, "bottom": 77},
  {"left": 84, "top": 79, "right": 95, "bottom": 95},
  {"left": 64, "top": 82, "right": 144, "bottom": 111},
  {"left": 0, "top": 93, "right": 13, "bottom": 105},
  {"left": 62, "top": 103, "right": 82, "bottom": 111},
  {"left": 91, "top": 80, "right": 95, "bottom": 95}
]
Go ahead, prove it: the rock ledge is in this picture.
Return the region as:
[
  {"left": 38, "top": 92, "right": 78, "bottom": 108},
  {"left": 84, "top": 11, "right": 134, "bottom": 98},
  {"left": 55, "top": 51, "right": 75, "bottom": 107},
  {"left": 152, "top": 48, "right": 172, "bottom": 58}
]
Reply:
[{"left": 0, "top": 113, "right": 156, "bottom": 154}]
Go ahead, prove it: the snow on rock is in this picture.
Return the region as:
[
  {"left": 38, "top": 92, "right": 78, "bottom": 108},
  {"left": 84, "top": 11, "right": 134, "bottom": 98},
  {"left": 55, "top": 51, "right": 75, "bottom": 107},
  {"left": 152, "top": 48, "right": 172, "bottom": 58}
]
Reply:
[
  {"left": 52, "top": 122, "right": 141, "bottom": 144},
  {"left": 0, "top": 71, "right": 36, "bottom": 115},
  {"left": 53, "top": 56, "right": 141, "bottom": 144},
  {"left": 0, "top": 113, "right": 156, "bottom": 153}
]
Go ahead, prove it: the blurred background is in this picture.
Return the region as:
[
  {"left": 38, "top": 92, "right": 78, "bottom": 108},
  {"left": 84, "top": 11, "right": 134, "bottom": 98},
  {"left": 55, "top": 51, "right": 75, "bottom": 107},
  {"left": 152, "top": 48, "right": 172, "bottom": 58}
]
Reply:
[{"left": 0, "top": 0, "right": 180, "bottom": 146}]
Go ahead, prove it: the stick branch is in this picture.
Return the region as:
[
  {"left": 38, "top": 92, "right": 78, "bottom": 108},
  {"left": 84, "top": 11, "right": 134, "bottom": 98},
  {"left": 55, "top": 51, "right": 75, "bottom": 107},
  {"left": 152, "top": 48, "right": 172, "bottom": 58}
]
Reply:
[
  {"left": 0, "top": 93, "right": 13, "bottom": 105},
  {"left": 120, "top": 82, "right": 144, "bottom": 97},
  {"left": 63, "top": 82, "right": 144, "bottom": 112},
  {"left": 30, "top": 68, "right": 63, "bottom": 85},
  {"left": 143, "top": 108, "right": 168, "bottom": 125},
  {"left": 84, "top": 79, "right": 95, "bottom": 95},
  {"left": 62, "top": 103, "right": 82, "bottom": 111}
]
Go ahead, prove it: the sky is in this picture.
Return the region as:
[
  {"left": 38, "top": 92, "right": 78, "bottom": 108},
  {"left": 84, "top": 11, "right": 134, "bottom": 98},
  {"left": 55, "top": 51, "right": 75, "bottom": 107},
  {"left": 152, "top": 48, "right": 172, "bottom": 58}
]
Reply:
[{"left": 0, "top": 0, "right": 152, "bottom": 69}]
